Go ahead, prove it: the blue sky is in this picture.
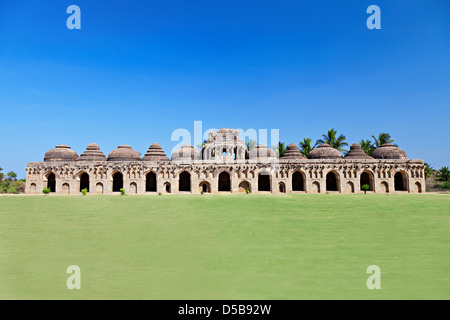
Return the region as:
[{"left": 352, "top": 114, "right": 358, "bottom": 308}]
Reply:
[{"left": 0, "top": 0, "right": 449, "bottom": 177}]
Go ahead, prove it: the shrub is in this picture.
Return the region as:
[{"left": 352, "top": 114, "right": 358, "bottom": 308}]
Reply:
[
  {"left": 42, "top": 188, "right": 51, "bottom": 195},
  {"left": 361, "top": 184, "right": 370, "bottom": 194},
  {"left": 0, "top": 177, "right": 25, "bottom": 194},
  {"left": 200, "top": 191, "right": 204, "bottom": 195},
  {"left": 158, "top": 192, "right": 162, "bottom": 195},
  {"left": 0, "top": 180, "right": 9, "bottom": 193},
  {"left": 246, "top": 188, "right": 250, "bottom": 194},
  {"left": 438, "top": 182, "right": 450, "bottom": 190},
  {"left": 7, "top": 185, "right": 19, "bottom": 194},
  {"left": 120, "top": 188, "right": 126, "bottom": 196},
  {"left": 81, "top": 188, "right": 88, "bottom": 196}
]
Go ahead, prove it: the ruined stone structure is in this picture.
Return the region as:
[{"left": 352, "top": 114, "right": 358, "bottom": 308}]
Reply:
[{"left": 25, "top": 128, "right": 425, "bottom": 195}]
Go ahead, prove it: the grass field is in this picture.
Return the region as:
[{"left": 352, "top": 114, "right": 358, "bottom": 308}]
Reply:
[{"left": 0, "top": 193, "right": 449, "bottom": 300}]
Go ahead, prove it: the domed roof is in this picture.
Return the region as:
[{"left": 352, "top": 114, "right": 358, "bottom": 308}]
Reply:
[
  {"left": 371, "top": 143, "right": 407, "bottom": 159},
  {"left": 142, "top": 143, "right": 170, "bottom": 162},
  {"left": 308, "top": 143, "right": 342, "bottom": 159},
  {"left": 171, "top": 145, "right": 201, "bottom": 161},
  {"left": 44, "top": 145, "right": 78, "bottom": 162},
  {"left": 281, "top": 143, "right": 306, "bottom": 160},
  {"left": 344, "top": 143, "right": 374, "bottom": 159},
  {"left": 76, "top": 143, "right": 107, "bottom": 161},
  {"left": 107, "top": 145, "right": 141, "bottom": 161},
  {"left": 249, "top": 145, "right": 277, "bottom": 160}
]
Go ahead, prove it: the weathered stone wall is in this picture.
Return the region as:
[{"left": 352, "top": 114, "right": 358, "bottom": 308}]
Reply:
[{"left": 25, "top": 158, "right": 426, "bottom": 194}]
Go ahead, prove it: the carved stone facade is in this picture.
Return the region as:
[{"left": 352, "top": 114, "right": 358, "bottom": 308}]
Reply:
[{"left": 25, "top": 129, "right": 426, "bottom": 195}]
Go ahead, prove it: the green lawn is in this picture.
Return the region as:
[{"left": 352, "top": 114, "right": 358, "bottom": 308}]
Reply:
[{"left": 0, "top": 194, "right": 449, "bottom": 300}]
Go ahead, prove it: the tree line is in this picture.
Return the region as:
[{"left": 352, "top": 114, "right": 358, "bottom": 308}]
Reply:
[
  {"left": 0, "top": 167, "right": 25, "bottom": 194},
  {"left": 261, "top": 129, "right": 395, "bottom": 158},
  {"left": 259, "top": 129, "right": 447, "bottom": 189}
]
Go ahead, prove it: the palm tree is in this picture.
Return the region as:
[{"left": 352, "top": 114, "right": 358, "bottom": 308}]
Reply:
[
  {"left": 359, "top": 139, "right": 375, "bottom": 156},
  {"left": 196, "top": 139, "right": 208, "bottom": 150},
  {"left": 0, "top": 167, "right": 3, "bottom": 182},
  {"left": 272, "top": 142, "right": 286, "bottom": 158},
  {"left": 437, "top": 166, "right": 449, "bottom": 182},
  {"left": 372, "top": 133, "right": 395, "bottom": 148},
  {"left": 316, "top": 129, "right": 348, "bottom": 153},
  {"left": 424, "top": 163, "right": 434, "bottom": 179},
  {"left": 298, "top": 138, "right": 317, "bottom": 158},
  {"left": 246, "top": 139, "right": 257, "bottom": 151}
]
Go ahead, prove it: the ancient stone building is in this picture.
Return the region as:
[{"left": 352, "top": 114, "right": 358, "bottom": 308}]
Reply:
[{"left": 25, "top": 128, "right": 426, "bottom": 195}]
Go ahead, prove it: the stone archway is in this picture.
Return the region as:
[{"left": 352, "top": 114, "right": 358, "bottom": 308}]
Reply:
[
  {"left": 112, "top": 172, "right": 123, "bottom": 192},
  {"left": 360, "top": 171, "right": 373, "bottom": 191},
  {"left": 311, "top": 181, "right": 320, "bottom": 193},
  {"left": 164, "top": 182, "right": 171, "bottom": 194},
  {"left": 279, "top": 182, "right": 286, "bottom": 193},
  {"left": 30, "top": 183, "right": 37, "bottom": 194},
  {"left": 346, "top": 181, "right": 355, "bottom": 193},
  {"left": 326, "top": 171, "right": 339, "bottom": 192},
  {"left": 238, "top": 181, "right": 251, "bottom": 193},
  {"left": 379, "top": 181, "right": 389, "bottom": 193},
  {"left": 415, "top": 181, "right": 422, "bottom": 193},
  {"left": 96, "top": 183, "right": 104, "bottom": 194},
  {"left": 394, "top": 171, "right": 408, "bottom": 191},
  {"left": 179, "top": 171, "right": 191, "bottom": 192},
  {"left": 199, "top": 181, "right": 211, "bottom": 193},
  {"left": 258, "top": 172, "right": 271, "bottom": 192},
  {"left": 218, "top": 171, "right": 231, "bottom": 192},
  {"left": 47, "top": 172, "right": 56, "bottom": 193},
  {"left": 292, "top": 171, "right": 305, "bottom": 191},
  {"left": 130, "top": 182, "right": 137, "bottom": 194},
  {"left": 62, "top": 183, "right": 70, "bottom": 195},
  {"left": 146, "top": 172, "right": 157, "bottom": 192},
  {"left": 79, "top": 172, "right": 90, "bottom": 192}
]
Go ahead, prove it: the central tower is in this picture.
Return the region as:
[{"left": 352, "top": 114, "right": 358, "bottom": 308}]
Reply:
[{"left": 202, "top": 128, "right": 246, "bottom": 162}]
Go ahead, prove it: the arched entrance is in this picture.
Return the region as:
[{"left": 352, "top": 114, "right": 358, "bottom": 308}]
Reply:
[
  {"left": 179, "top": 171, "right": 191, "bottom": 192},
  {"left": 80, "top": 172, "right": 90, "bottom": 192},
  {"left": 146, "top": 172, "right": 157, "bottom": 192},
  {"left": 62, "top": 183, "right": 70, "bottom": 194},
  {"left": 258, "top": 172, "right": 271, "bottom": 192},
  {"left": 164, "top": 182, "right": 171, "bottom": 193},
  {"left": 112, "top": 172, "right": 123, "bottom": 192},
  {"left": 326, "top": 172, "right": 338, "bottom": 192},
  {"left": 238, "top": 181, "right": 250, "bottom": 193},
  {"left": 30, "top": 183, "right": 37, "bottom": 194},
  {"left": 346, "top": 181, "right": 355, "bottom": 193},
  {"left": 218, "top": 171, "right": 231, "bottom": 192},
  {"left": 312, "top": 181, "right": 320, "bottom": 193},
  {"left": 47, "top": 173, "right": 56, "bottom": 193},
  {"left": 279, "top": 182, "right": 286, "bottom": 193},
  {"left": 394, "top": 172, "right": 407, "bottom": 191},
  {"left": 379, "top": 181, "right": 389, "bottom": 193},
  {"left": 415, "top": 182, "right": 422, "bottom": 193},
  {"left": 360, "top": 172, "right": 373, "bottom": 191},
  {"left": 96, "top": 183, "right": 103, "bottom": 194},
  {"left": 292, "top": 171, "right": 305, "bottom": 191},
  {"left": 130, "top": 182, "right": 137, "bottom": 194},
  {"left": 199, "top": 181, "right": 211, "bottom": 193}
]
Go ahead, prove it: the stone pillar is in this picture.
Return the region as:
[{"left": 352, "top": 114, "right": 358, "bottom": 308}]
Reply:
[
  {"left": 191, "top": 173, "right": 199, "bottom": 194},
  {"left": 71, "top": 179, "right": 79, "bottom": 195},
  {"left": 230, "top": 170, "right": 238, "bottom": 193},
  {"left": 388, "top": 177, "right": 395, "bottom": 194},
  {"left": 286, "top": 173, "right": 292, "bottom": 193}
]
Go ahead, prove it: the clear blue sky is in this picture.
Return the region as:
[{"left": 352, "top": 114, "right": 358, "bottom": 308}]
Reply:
[{"left": 1, "top": 0, "right": 449, "bottom": 178}]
